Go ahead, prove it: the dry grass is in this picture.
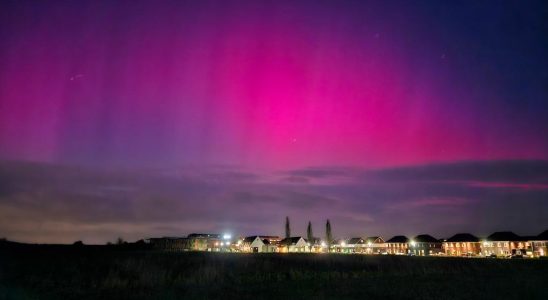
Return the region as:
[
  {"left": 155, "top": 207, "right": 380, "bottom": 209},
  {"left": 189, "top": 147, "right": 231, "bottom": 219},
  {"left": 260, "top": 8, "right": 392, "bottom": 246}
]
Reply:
[{"left": 1, "top": 243, "right": 548, "bottom": 299}]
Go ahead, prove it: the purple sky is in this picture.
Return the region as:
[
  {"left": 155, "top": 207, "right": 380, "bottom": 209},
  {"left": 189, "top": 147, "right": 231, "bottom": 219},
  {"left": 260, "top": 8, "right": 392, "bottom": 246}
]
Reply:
[{"left": 0, "top": 0, "right": 547, "bottom": 243}]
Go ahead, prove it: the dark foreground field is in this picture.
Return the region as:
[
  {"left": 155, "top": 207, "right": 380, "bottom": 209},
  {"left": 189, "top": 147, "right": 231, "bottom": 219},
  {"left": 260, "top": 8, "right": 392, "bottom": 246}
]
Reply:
[{"left": 1, "top": 243, "right": 548, "bottom": 299}]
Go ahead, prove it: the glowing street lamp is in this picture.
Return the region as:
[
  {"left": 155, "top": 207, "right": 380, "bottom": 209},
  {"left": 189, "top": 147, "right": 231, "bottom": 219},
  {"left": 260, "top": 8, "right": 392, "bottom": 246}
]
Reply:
[
  {"left": 223, "top": 234, "right": 232, "bottom": 240},
  {"left": 340, "top": 241, "right": 346, "bottom": 247},
  {"left": 321, "top": 241, "right": 326, "bottom": 247}
]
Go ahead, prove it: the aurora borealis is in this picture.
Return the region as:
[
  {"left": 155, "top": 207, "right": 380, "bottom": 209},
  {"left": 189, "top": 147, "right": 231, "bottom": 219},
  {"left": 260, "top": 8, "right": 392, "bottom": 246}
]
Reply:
[{"left": 1, "top": 0, "right": 547, "bottom": 243}]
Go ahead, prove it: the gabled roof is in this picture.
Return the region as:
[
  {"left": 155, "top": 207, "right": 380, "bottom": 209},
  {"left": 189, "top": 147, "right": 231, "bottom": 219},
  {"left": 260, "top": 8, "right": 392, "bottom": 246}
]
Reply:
[
  {"left": 413, "top": 234, "right": 439, "bottom": 243},
  {"left": 262, "top": 239, "right": 270, "bottom": 245},
  {"left": 386, "top": 235, "right": 409, "bottom": 243},
  {"left": 279, "top": 237, "right": 304, "bottom": 246},
  {"left": 487, "top": 231, "right": 522, "bottom": 241},
  {"left": 365, "top": 236, "right": 385, "bottom": 244},
  {"left": 537, "top": 230, "right": 548, "bottom": 240},
  {"left": 347, "top": 237, "right": 365, "bottom": 245},
  {"left": 446, "top": 233, "right": 479, "bottom": 242}
]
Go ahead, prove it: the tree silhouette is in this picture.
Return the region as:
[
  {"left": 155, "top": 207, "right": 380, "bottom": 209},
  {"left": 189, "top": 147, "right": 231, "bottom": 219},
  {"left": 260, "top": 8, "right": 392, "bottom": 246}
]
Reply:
[
  {"left": 285, "top": 216, "right": 291, "bottom": 239},
  {"left": 326, "top": 219, "right": 332, "bottom": 251},
  {"left": 307, "top": 221, "right": 313, "bottom": 252}
]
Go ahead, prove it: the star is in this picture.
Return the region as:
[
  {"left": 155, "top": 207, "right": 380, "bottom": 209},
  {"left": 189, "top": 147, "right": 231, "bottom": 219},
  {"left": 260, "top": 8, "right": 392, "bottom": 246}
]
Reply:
[{"left": 70, "top": 74, "right": 84, "bottom": 81}]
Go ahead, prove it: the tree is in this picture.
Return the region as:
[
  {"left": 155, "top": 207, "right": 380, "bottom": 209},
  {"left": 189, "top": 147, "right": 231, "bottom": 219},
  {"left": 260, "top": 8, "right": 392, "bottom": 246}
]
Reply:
[
  {"left": 307, "top": 221, "right": 314, "bottom": 252},
  {"left": 116, "top": 237, "right": 125, "bottom": 245},
  {"left": 326, "top": 219, "right": 332, "bottom": 250},
  {"left": 285, "top": 216, "right": 291, "bottom": 239}
]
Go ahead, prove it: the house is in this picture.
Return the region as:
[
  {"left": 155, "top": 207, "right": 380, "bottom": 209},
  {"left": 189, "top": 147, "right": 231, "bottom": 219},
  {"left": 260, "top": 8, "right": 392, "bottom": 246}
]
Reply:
[
  {"left": 278, "top": 237, "right": 307, "bottom": 253},
  {"left": 240, "top": 236, "right": 278, "bottom": 253},
  {"left": 530, "top": 230, "right": 548, "bottom": 257},
  {"left": 481, "top": 231, "right": 528, "bottom": 257},
  {"left": 345, "top": 237, "right": 367, "bottom": 253},
  {"left": 385, "top": 235, "right": 409, "bottom": 255},
  {"left": 443, "top": 233, "right": 481, "bottom": 256},
  {"left": 409, "top": 234, "right": 442, "bottom": 256},
  {"left": 364, "top": 236, "right": 386, "bottom": 254},
  {"left": 330, "top": 238, "right": 347, "bottom": 253},
  {"left": 332, "top": 238, "right": 366, "bottom": 253}
]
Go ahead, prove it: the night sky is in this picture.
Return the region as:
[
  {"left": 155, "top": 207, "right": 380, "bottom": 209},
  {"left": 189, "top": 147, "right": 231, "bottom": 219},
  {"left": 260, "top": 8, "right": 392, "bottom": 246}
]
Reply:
[{"left": 1, "top": 0, "right": 547, "bottom": 244}]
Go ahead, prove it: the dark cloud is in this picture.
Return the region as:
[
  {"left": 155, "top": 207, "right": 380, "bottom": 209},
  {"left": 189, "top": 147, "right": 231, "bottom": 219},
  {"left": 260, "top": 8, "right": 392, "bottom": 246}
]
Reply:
[
  {"left": 285, "top": 166, "right": 358, "bottom": 179},
  {"left": 280, "top": 176, "right": 310, "bottom": 184},
  {"left": 370, "top": 160, "right": 548, "bottom": 184}
]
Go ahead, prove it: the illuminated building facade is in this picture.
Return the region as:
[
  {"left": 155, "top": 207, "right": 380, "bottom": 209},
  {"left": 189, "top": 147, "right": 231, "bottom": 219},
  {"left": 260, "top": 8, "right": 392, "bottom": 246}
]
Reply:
[
  {"left": 385, "top": 236, "right": 409, "bottom": 255},
  {"left": 443, "top": 233, "right": 481, "bottom": 256},
  {"left": 409, "top": 234, "right": 442, "bottom": 256}
]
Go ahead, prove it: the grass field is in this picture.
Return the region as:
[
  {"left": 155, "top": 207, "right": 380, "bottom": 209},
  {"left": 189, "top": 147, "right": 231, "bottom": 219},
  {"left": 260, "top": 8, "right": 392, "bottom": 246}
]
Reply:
[{"left": 1, "top": 243, "right": 548, "bottom": 300}]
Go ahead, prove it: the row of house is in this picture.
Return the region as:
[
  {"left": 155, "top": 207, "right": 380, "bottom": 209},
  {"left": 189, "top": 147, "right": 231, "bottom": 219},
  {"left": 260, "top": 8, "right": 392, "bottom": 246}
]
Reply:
[
  {"left": 445, "top": 231, "right": 548, "bottom": 257},
  {"left": 146, "top": 230, "right": 548, "bottom": 258}
]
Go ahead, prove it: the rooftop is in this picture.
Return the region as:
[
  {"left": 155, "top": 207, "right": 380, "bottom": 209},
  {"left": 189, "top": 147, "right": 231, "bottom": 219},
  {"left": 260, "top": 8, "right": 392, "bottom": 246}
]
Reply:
[
  {"left": 486, "top": 231, "right": 522, "bottom": 241},
  {"left": 413, "top": 234, "right": 439, "bottom": 243},
  {"left": 446, "top": 233, "right": 480, "bottom": 243},
  {"left": 386, "top": 236, "right": 409, "bottom": 243}
]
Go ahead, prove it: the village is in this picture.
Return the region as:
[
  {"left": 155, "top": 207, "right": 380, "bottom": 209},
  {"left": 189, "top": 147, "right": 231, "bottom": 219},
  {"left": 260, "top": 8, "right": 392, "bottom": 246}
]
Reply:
[{"left": 146, "top": 219, "right": 548, "bottom": 258}]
